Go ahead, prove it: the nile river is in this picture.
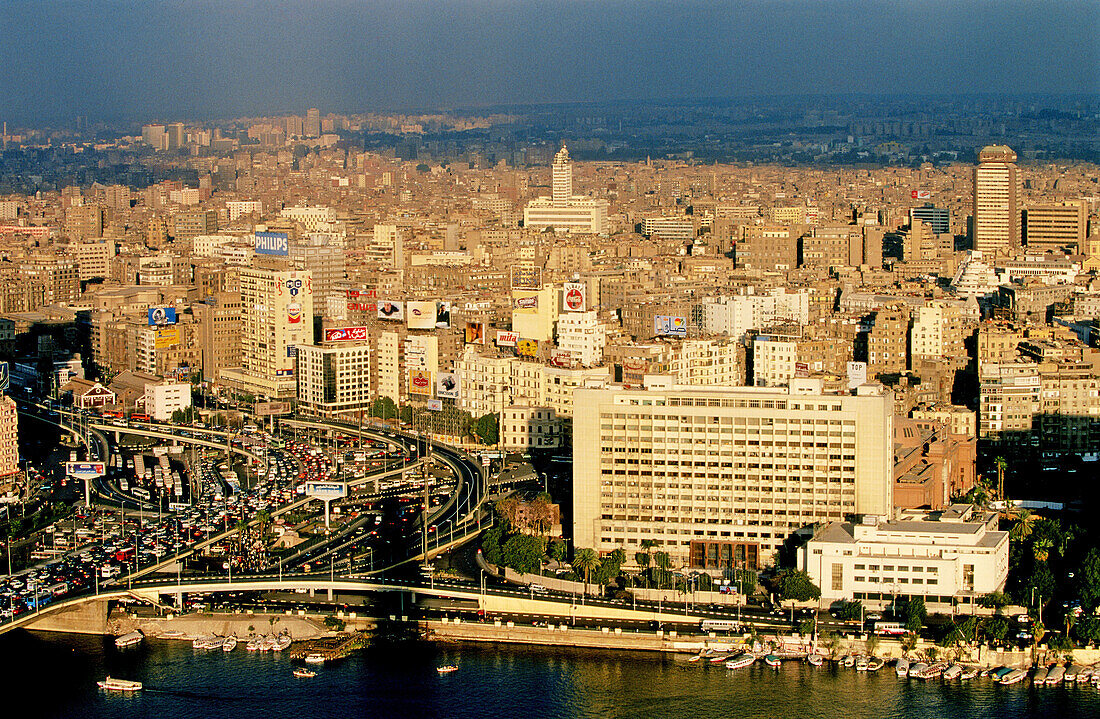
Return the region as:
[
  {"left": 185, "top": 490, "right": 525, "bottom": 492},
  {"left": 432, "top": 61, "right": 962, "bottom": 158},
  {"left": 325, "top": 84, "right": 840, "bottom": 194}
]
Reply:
[{"left": 3, "top": 631, "right": 1098, "bottom": 718}]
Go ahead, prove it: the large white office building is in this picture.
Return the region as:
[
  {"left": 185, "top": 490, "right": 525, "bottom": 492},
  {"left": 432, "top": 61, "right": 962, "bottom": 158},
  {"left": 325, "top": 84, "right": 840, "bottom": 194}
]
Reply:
[
  {"left": 572, "top": 379, "right": 894, "bottom": 571},
  {"left": 523, "top": 146, "right": 609, "bottom": 235}
]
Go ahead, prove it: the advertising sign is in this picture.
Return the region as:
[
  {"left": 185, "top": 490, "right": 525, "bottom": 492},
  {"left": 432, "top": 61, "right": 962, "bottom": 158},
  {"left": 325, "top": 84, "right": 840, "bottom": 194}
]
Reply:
[
  {"left": 304, "top": 481, "right": 347, "bottom": 499},
  {"left": 155, "top": 326, "right": 180, "bottom": 349},
  {"left": 0, "top": 362, "right": 8, "bottom": 392},
  {"left": 512, "top": 293, "right": 539, "bottom": 313},
  {"left": 287, "top": 345, "right": 297, "bottom": 358},
  {"left": 510, "top": 266, "right": 543, "bottom": 290},
  {"left": 323, "top": 326, "right": 369, "bottom": 342},
  {"left": 847, "top": 361, "right": 868, "bottom": 389},
  {"left": 255, "top": 401, "right": 292, "bottom": 417},
  {"left": 147, "top": 307, "right": 177, "bottom": 326},
  {"left": 436, "top": 371, "right": 460, "bottom": 399},
  {"left": 406, "top": 301, "right": 436, "bottom": 329},
  {"left": 653, "top": 315, "right": 688, "bottom": 338},
  {"left": 550, "top": 349, "right": 572, "bottom": 367},
  {"left": 435, "top": 301, "right": 452, "bottom": 328},
  {"left": 287, "top": 303, "right": 303, "bottom": 324},
  {"left": 408, "top": 369, "right": 433, "bottom": 396},
  {"left": 465, "top": 321, "right": 485, "bottom": 344},
  {"left": 496, "top": 330, "right": 518, "bottom": 347},
  {"left": 65, "top": 462, "right": 106, "bottom": 479},
  {"left": 255, "top": 231, "right": 289, "bottom": 256},
  {"left": 795, "top": 361, "right": 810, "bottom": 378},
  {"left": 279, "top": 276, "right": 310, "bottom": 298},
  {"left": 910, "top": 190, "right": 932, "bottom": 200},
  {"left": 563, "top": 282, "right": 586, "bottom": 312},
  {"left": 346, "top": 289, "right": 377, "bottom": 313},
  {"left": 516, "top": 338, "right": 538, "bottom": 357},
  {"left": 426, "top": 399, "right": 443, "bottom": 411},
  {"left": 377, "top": 300, "right": 404, "bottom": 321}
]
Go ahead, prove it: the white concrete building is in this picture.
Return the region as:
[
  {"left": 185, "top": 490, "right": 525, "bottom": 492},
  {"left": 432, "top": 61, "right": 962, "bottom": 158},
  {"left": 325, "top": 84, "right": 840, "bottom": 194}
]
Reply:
[
  {"left": 752, "top": 336, "right": 798, "bottom": 387},
  {"left": 502, "top": 405, "right": 563, "bottom": 451},
  {"left": 523, "top": 146, "right": 609, "bottom": 235},
  {"left": 556, "top": 310, "right": 605, "bottom": 367},
  {"left": 799, "top": 504, "right": 1009, "bottom": 610},
  {"left": 573, "top": 380, "right": 894, "bottom": 570},
  {"left": 296, "top": 343, "right": 371, "bottom": 417},
  {"left": 145, "top": 382, "right": 191, "bottom": 422},
  {"left": 703, "top": 288, "right": 811, "bottom": 341}
]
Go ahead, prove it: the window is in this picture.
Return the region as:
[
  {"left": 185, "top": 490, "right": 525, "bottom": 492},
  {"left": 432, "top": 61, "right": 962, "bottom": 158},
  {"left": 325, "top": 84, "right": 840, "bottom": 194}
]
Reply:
[{"left": 831, "top": 563, "right": 843, "bottom": 592}]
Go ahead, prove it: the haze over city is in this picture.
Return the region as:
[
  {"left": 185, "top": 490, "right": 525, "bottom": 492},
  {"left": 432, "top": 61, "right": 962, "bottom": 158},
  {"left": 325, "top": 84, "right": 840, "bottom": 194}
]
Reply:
[{"left": 1, "top": 0, "right": 1098, "bottom": 124}]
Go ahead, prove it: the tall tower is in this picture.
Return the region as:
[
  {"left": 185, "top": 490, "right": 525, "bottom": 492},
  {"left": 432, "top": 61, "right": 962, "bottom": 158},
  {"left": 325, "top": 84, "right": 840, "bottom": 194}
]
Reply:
[
  {"left": 239, "top": 267, "right": 314, "bottom": 384},
  {"left": 551, "top": 145, "right": 573, "bottom": 206},
  {"left": 305, "top": 107, "right": 321, "bottom": 138},
  {"left": 973, "top": 145, "right": 1020, "bottom": 255}
]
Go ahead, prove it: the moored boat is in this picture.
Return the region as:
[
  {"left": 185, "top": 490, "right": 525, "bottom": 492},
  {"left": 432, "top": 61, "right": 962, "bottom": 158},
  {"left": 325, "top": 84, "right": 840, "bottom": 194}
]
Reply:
[
  {"left": 98, "top": 677, "right": 143, "bottom": 692},
  {"left": 222, "top": 635, "right": 237, "bottom": 652},
  {"left": 807, "top": 654, "right": 824, "bottom": 667},
  {"left": 246, "top": 635, "right": 264, "bottom": 651},
  {"left": 437, "top": 665, "right": 459, "bottom": 674},
  {"left": 960, "top": 666, "right": 980, "bottom": 680},
  {"left": 764, "top": 654, "right": 781, "bottom": 668},
  {"left": 273, "top": 634, "right": 292, "bottom": 651},
  {"left": 1066, "top": 664, "right": 1084, "bottom": 682},
  {"left": 1047, "top": 665, "right": 1066, "bottom": 685},
  {"left": 908, "top": 662, "right": 928, "bottom": 678},
  {"left": 990, "top": 666, "right": 1013, "bottom": 682},
  {"left": 855, "top": 656, "right": 869, "bottom": 671},
  {"left": 114, "top": 630, "right": 143, "bottom": 649},
  {"left": 920, "top": 663, "right": 947, "bottom": 679},
  {"left": 304, "top": 652, "right": 326, "bottom": 665},
  {"left": 159, "top": 630, "right": 187, "bottom": 640},
  {"left": 724, "top": 653, "right": 756, "bottom": 670},
  {"left": 1033, "top": 666, "right": 1049, "bottom": 685},
  {"left": 943, "top": 664, "right": 962, "bottom": 680},
  {"left": 1000, "top": 668, "right": 1027, "bottom": 685},
  {"left": 708, "top": 652, "right": 733, "bottom": 664},
  {"left": 866, "top": 657, "right": 885, "bottom": 672},
  {"left": 293, "top": 668, "right": 316, "bottom": 678},
  {"left": 895, "top": 658, "right": 910, "bottom": 676}
]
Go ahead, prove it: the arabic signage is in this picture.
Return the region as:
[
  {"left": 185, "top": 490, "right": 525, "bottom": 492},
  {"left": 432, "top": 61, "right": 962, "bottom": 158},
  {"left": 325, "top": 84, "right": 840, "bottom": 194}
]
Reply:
[
  {"left": 563, "top": 282, "right": 586, "bottom": 312},
  {"left": 653, "top": 315, "right": 688, "bottom": 338},
  {"left": 323, "top": 326, "right": 369, "bottom": 342},
  {"left": 65, "top": 462, "right": 106, "bottom": 479},
  {"left": 304, "top": 481, "right": 347, "bottom": 499}
]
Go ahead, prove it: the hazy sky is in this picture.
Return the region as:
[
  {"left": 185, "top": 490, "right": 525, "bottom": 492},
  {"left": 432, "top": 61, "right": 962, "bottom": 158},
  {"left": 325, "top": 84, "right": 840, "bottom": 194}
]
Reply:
[{"left": 1, "top": 0, "right": 1097, "bottom": 125}]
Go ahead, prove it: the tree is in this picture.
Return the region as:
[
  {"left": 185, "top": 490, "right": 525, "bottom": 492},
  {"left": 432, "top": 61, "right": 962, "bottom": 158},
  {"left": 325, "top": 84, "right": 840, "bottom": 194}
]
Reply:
[
  {"left": 905, "top": 596, "right": 927, "bottom": 633},
  {"left": 572, "top": 548, "right": 601, "bottom": 589},
  {"left": 500, "top": 534, "right": 546, "bottom": 574},
  {"left": 1032, "top": 536, "right": 1054, "bottom": 563},
  {"left": 1009, "top": 508, "right": 1035, "bottom": 542},
  {"left": 994, "top": 455, "right": 1007, "bottom": 500},
  {"left": 981, "top": 615, "right": 1009, "bottom": 645},
  {"left": 472, "top": 413, "right": 499, "bottom": 445},
  {"left": 775, "top": 569, "right": 821, "bottom": 603},
  {"left": 1077, "top": 548, "right": 1100, "bottom": 612},
  {"left": 481, "top": 521, "right": 506, "bottom": 566},
  {"left": 865, "top": 633, "right": 880, "bottom": 657},
  {"left": 978, "top": 591, "right": 1010, "bottom": 610},
  {"left": 901, "top": 633, "right": 918, "bottom": 653},
  {"left": 594, "top": 547, "right": 626, "bottom": 586},
  {"left": 528, "top": 494, "right": 554, "bottom": 536},
  {"left": 838, "top": 600, "right": 862, "bottom": 622},
  {"left": 1073, "top": 616, "right": 1100, "bottom": 646},
  {"left": 548, "top": 539, "right": 568, "bottom": 563},
  {"left": 368, "top": 396, "right": 398, "bottom": 420}
]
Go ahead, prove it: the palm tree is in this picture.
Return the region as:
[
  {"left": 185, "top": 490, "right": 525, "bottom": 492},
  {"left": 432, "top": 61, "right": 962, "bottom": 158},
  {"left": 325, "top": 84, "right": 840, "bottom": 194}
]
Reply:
[
  {"left": 572, "top": 548, "right": 601, "bottom": 593},
  {"left": 1033, "top": 536, "right": 1054, "bottom": 563},
  {"left": 994, "top": 456, "right": 1008, "bottom": 502},
  {"left": 1009, "top": 508, "right": 1035, "bottom": 542}
]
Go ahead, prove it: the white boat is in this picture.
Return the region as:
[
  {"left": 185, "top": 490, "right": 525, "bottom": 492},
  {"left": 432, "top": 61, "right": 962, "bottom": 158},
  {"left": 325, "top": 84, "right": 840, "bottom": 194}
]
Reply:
[
  {"left": 1033, "top": 666, "right": 1049, "bottom": 685},
  {"left": 436, "top": 665, "right": 459, "bottom": 674},
  {"left": 222, "top": 635, "right": 237, "bottom": 652},
  {"left": 895, "top": 658, "right": 910, "bottom": 676},
  {"left": 943, "top": 664, "right": 962, "bottom": 680},
  {"left": 960, "top": 667, "right": 980, "bottom": 680},
  {"left": 1066, "top": 664, "right": 1084, "bottom": 682},
  {"left": 192, "top": 635, "right": 219, "bottom": 649},
  {"left": 908, "top": 662, "right": 928, "bottom": 678},
  {"left": 1047, "top": 665, "right": 1066, "bottom": 685},
  {"left": 708, "top": 652, "right": 733, "bottom": 664},
  {"left": 293, "top": 668, "right": 316, "bottom": 678},
  {"left": 763, "top": 654, "right": 781, "bottom": 668},
  {"left": 246, "top": 636, "right": 264, "bottom": 651},
  {"left": 304, "top": 652, "right": 326, "bottom": 665},
  {"left": 807, "top": 654, "right": 824, "bottom": 667},
  {"left": 920, "top": 663, "right": 948, "bottom": 680},
  {"left": 273, "top": 634, "right": 292, "bottom": 651},
  {"left": 114, "top": 631, "right": 143, "bottom": 649},
  {"left": 688, "top": 648, "right": 716, "bottom": 663},
  {"left": 724, "top": 653, "right": 756, "bottom": 670},
  {"left": 205, "top": 636, "right": 226, "bottom": 650},
  {"left": 855, "top": 657, "right": 869, "bottom": 671},
  {"left": 98, "top": 677, "right": 143, "bottom": 692},
  {"left": 159, "top": 630, "right": 187, "bottom": 640},
  {"left": 867, "top": 657, "right": 885, "bottom": 672},
  {"left": 1000, "top": 669, "right": 1027, "bottom": 685},
  {"left": 842, "top": 655, "right": 856, "bottom": 668},
  {"left": 260, "top": 634, "right": 277, "bottom": 651}
]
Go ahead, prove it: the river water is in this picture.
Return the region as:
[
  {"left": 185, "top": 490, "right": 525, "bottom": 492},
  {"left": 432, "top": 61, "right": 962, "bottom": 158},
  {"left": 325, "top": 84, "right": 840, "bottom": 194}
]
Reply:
[{"left": 3, "top": 630, "right": 1098, "bottom": 719}]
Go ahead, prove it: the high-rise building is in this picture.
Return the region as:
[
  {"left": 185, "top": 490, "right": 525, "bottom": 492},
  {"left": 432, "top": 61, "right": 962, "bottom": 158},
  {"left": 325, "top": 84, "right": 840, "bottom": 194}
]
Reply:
[
  {"left": 194, "top": 293, "right": 242, "bottom": 382},
  {"left": 551, "top": 145, "right": 572, "bottom": 205},
  {"left": 523, "top": 145, "right": 610, "bottom": 234},
  {"left": 296, "top": 342, "right": 371, "bottom": 417},
  {"left": 572, "top": 380, "right": 895, "bottom": 570},
  {"left": 0, "top": 395, "right": 17, "bottom": 479},
  {"left": 909, "top": 204, "right": 950, "bottom": 235},
  {"left": 305, "top": 108, "right": 321, "bottom": 138},
  {"left": 73, "top": 241, "right": 114, "bottom": 281},
  {"left": 972, "top": 145, "right": 1021, "bottom": 255},
  {"left": 221, "top": 267, "right": 314, "bottom": 398},
  {"left": 1023, "top": 200, "right": 1088, "bottom": 251},
  {"left": 19, "top": 255, "right": 80, "bottom": 305},
  {"left": 166, "top": 122, "right": 185, "bottom": 150}
]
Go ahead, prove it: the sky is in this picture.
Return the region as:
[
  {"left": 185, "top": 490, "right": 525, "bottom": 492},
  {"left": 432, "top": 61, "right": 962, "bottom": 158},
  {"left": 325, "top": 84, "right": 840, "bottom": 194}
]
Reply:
[{"left": 1, "top": 0, "right": 1097, "bottom": 125}]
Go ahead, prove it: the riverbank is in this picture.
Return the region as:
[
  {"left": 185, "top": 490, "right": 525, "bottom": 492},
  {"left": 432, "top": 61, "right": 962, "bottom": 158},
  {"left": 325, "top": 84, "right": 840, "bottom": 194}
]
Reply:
[{"left": 106, "top": 610, "right": 377, "bottom": 641}]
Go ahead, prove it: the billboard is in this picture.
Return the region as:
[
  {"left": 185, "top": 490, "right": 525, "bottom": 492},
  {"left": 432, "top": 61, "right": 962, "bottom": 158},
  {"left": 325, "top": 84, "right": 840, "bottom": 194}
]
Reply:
[
  {"left": 653, "top": 315, "right": 688, "bottom": 338},
  {"left": 510, "top": 266, "right": 542, "bottom": 290},
  {"left": 435, "top": 301, "right": 452, "bottom": 328},
  {"left": 910, "top": 190, "right": 932, "bottom": 200},
  {"left": 550, "top": 349, "right": 572, "bottom": 367},
  {"left": 465, "top": 321, "right": 486, "bottom": 344},
  {"left": 148, "top": 307, "right": 177, "bottom": 326},
  {"left": 377, "top": 300, "right": 404, "bottom": 321},
  {"left": 406, "top": 301, "right": 436, "bottom": 329},
  {"left": 287, "top": 303, "right": 304, "bottom": 324},
  {"left": 512, "top": 293, "right": 539, "bottom": 313},
  {"left": 436, "top": 371, "right": 460, "bottom": 399},
  {"left": 408, "top": 369, "right": 433, "bottom": 396},
  {"left": 426, "top": 399, "right": 443, "bottom": 411},
  {"left": 304, "top": 481, "right": 347, "bottom": 499},
  {"left": 255, "top": 401, "right": 292, "bottom": 416},
  {"left": 563, "top": 282, "right": 586, "bottom": 312},
  {"left": 346, "top": 289, "right": 377, "bottom": 313},
  {"left": 0, "top": 362, "right": 8, "bottom": 392},
  {"left": 155, "top": 326, "right": 180, "bottom": 349},
  {"left": 847, "top": 361, "right": 868, "bottom": 390},
  {"left": 496, "top": 330, "right": 518, "bottom": 347},
  {"left": 516, "top": 338, "right": 538, "bottom": 357},
  {"left": 255, "top": 231, "right": 290, "bottom": 256},
  {"left": 66, "top": 462, "right": 106, "bottom": 479},
  {"left": 323, "top": 326, "right": 369, "bottom": 342}
]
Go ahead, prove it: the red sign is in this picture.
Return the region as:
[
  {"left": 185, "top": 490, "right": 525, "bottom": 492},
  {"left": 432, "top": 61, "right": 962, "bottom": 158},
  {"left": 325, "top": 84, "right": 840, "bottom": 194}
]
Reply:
[
  {"left": 911, "top": 190, "right": 931, "bottom": 200},
  {"left": 324, "top": 326, "right": 369, "bottom": 342}
]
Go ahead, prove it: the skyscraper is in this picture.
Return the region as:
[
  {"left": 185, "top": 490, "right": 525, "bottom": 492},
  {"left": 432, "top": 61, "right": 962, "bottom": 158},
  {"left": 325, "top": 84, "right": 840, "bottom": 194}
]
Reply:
[
  {"left": 551, "top": 145, "right": 572, "bottom": 205},
  {"left": 305, "top": 108, "right": 321, "bottom": 138},
  {"left": 972, "top": 145, "right": 1021, "bottom": 255}
]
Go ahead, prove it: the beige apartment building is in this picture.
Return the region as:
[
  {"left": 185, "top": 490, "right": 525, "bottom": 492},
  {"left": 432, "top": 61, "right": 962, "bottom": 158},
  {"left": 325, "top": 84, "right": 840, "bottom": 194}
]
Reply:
[{"left": 572, "top": 379, "right": 894, "bottom": 571}]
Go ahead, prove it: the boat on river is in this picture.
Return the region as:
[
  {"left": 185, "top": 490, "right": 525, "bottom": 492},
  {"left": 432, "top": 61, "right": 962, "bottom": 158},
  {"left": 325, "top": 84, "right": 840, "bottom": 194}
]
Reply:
[
  {"left": 943, "top": 664, "right": 962, "bottom": 680},
  {"left": 222, "top": 635, "right": 237, "bottom": 652},
  {"left": 725, "top": 653, "right": 756, "bottom": 670},
  {"left": 98, "top": 677, "right": 142, "bottom": 692},
  {"left": 807, "top": 654, "right": 824, "bottom": 667},
  {"left": 114, "top": 631, "right": 143, "bottom": 649},
  {"left": 273, "top": 634, "right": 292, "bottom": 651},
  {"left": 960, "top": 666, "right": 980, "bottom": 680},
  {"left": 1033, "top": 666, "right": 1049, "bottom": 685},
  {"left": 304, "top": 652, "right": 326, "bottom": 665},
  {"left": 908, "top": 662, "right": 928, "bottom": 678},
  {"left": 1046, "top": 665, "right": 1065, "bottom": 685},
  {"left": 246, "top": 635, "right": 264, "bottom": 651},
  {"left": 1000, "top": 669, "right": 1027, "bottom": 685},
  {"left": 895, "top": 658, "right": 910, "bottom": 676},
  {"left": 293, "top": 668, "right": 316, "bottom": 678},
  {"left": 764, "top": 654, "right": 781, "bottom": 668},
  {"left": 866, "top": 657, "right": 885, "bottom": 672}
]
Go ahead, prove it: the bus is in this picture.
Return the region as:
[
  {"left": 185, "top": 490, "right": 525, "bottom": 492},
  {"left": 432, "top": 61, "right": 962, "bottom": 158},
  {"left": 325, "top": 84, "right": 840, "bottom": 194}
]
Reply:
[
  {"left": 130, "top": 413, "right": 151, "bottom": 423},
  {"left": 133, "top": 487, "right": 151, "bottom": 501},
  {"left": 700, "top": 618, "right": 742, "bottom": 633},
  {"left": 873, "top": 621, "right": 906, "bottom": 636}
]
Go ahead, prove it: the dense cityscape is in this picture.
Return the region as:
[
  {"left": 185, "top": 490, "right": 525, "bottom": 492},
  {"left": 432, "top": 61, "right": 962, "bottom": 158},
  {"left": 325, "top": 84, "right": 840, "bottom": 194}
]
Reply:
[{"left": 1, "top": 1, "right": 1099, "bottom": 717}]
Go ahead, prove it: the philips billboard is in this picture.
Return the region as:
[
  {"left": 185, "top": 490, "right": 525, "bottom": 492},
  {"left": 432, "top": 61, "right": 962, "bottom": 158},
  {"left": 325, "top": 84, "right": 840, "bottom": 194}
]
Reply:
[{"left": 255, "top": 231, "right": 290, "bottom": 256}]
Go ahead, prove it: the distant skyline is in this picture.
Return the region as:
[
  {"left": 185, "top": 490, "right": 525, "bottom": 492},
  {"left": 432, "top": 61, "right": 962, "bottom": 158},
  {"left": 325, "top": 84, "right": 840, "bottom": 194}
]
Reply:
[{"left": 1, "top": 0, "right": 1098, "bottom": 125}]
